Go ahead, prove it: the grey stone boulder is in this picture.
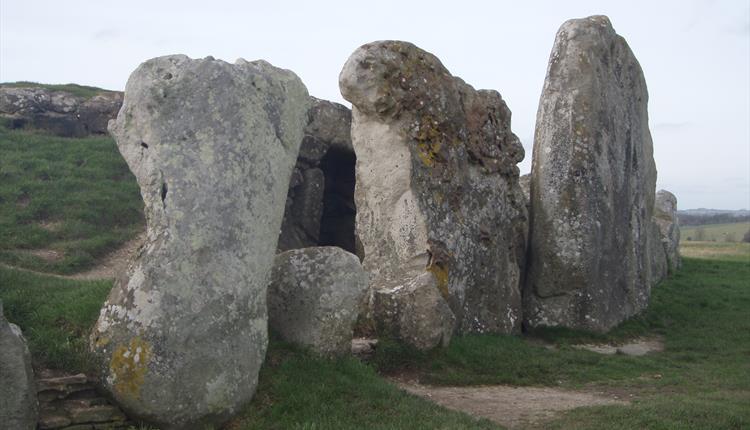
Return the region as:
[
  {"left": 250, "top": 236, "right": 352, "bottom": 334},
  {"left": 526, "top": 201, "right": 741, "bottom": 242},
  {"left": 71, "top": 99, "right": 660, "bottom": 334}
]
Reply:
[
  {"left": 339, "top": 41, "right": 527, "bottom": 336},
  {"left": 268, "top": 247, "right": 368, "bottom": 356},
  {"left": 0, "top": 86, "right": 122, "bottom": 137},
  {"left": 525, "top": 16, "right": 661, "bottom": 332},
  {"left": 0, "top": 300, "right": 38, "bottom": 430},
  {"left": 649, "top": 222, "right": 668, "bottom": 284},
  {"left": 373, "top": 273, "right": 455, "bottom": 350},
  {"left": 278, "top": 97, "right": 357, "bottom": 254},
  {"left": 89, "top": 55, "right": 309, "bottom": 429},
  {"left": 654, "top": 190, "right": 681, "bottom": 273}
]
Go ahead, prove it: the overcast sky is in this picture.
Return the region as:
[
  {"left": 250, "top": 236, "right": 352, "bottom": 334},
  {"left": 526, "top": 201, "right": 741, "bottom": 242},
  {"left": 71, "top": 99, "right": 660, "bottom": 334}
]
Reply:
[{"left": 1, "top": 0, "right": 748, "bottom": 209}]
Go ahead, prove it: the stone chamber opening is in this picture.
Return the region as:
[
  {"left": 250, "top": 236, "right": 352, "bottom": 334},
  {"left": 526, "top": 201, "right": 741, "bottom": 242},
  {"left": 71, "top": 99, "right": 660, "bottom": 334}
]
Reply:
[{"left": 318, "top": 146, "right": 357, "bottom": 254}]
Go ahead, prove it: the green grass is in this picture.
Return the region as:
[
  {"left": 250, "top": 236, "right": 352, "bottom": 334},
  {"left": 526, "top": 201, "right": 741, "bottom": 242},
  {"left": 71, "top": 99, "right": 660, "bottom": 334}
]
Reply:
[
  {"left": 0, "top": 81, "right": 114, "bottom": 99},
  {"left": 0, "top": 120, "right": 747, "bottom": 429},
  {"left": 0, "top": 243, "right": 747, "bottom": 429},
  {"left": 228, "top": 340, "right": 499, "bottom": 429},
  {"left": 0, "top": 266, "right": 112, "bottom": 372},
  {"left": 370, "top": 246, "right": 750, "bottom": 429},
  {"left": 681, "top": 221, "right": 750, "bottom": 243},
  {"left": 0, "top": 126, "right": 144, "bottom": 274}
]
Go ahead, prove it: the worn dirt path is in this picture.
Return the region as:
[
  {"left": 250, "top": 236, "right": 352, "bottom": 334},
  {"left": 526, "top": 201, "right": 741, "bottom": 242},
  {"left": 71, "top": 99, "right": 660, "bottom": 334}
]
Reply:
[
  {"left": 393, "top": 378, "right": 627, "bottom": 429},
  {"left": 2, "top": 232, "right": 146, "bottom": 281}
]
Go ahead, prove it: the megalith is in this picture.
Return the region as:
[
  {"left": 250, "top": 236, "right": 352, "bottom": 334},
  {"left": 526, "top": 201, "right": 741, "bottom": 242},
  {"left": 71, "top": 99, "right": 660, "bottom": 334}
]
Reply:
[
  {"left": 340, "top": 41, "right": 527, "bottom": 337},
  {"left": 0, "top": 300, "right": 38, "bottom": 430},
  {"left": 89, "top": 55, "right": 309, "bottom": 428},
  {"left": 654, "top": 190, "right": 681, "bottom": 273},
  {"left": 268, "top": 247, "right": 368, "bottom": 356},
  {"left": 278, "top": 98, "right": 357, "bottom": 254},
  {"left": 525, "top": 16, "right": 659, "bottom": 332}
]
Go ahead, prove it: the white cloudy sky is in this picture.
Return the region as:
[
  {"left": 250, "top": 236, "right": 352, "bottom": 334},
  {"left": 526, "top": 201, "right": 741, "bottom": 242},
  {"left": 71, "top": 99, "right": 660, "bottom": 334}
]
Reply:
[{"left": 1, "top": 0, "right": 748, "bottom": 209}]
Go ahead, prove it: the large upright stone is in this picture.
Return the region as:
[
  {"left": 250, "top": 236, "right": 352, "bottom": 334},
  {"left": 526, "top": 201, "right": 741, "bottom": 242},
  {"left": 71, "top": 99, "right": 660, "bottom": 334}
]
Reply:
[
  {"left": 525, "top": 16, "right": 659, "bottom": 332},
  {"left": 340, "top": 41, "right": 527, "bottom": 336},
  {"left": 89, "top": 55, "right": 309, "bottom": 428},
  {"left": 654, "top": 190, "right": 681, "bottom": 273},
  {"left": 0, "top": 300, "right": 38, "bottom": 430}
]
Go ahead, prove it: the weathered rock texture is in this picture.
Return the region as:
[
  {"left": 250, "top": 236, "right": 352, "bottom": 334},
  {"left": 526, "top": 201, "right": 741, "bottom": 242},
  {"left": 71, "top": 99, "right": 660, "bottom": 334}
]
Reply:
[
  {"left": 36, "top": 372, "right": 130, "bottom": 430},
  {"left": 268, "top": 247, "right": 368, "bottom": 356},
  {"left": 654, "top": 190, "right": 681, "bottom": 273},
  {"left": 0, "top": 86, "right": 122, "bottom": 137},
  {"left": 525, "top": 16, "right": 660, "bottom": 332},
  {"left": 340, "top": 41, "right": 527, "bottom": 337},
  {"left": 373, "top": 273, "right": 456, "bottom": 350},
  {"left": 89, "top": 55, "right": 309, "bottom": 429},
  {"left": 0, "top": 300, "right": 38, "bottom": 430},
  {"left": 278, "top": 98, "right": 357, "bottom": 254}
]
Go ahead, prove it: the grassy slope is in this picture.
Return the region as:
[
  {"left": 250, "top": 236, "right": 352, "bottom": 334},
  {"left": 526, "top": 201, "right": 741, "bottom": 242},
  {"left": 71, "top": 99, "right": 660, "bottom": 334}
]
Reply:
[
  {"left": 0, "top": 81, "right": 115, "bottom": 99},
  {"left": 0, "top": 266, "right": 111, "bottom": 373},
  {"left": 681, "top": 221, "right": 750, "bottom": 242},
  {"left": 0, "top": 126, "right": 144, "bottom": 274}
]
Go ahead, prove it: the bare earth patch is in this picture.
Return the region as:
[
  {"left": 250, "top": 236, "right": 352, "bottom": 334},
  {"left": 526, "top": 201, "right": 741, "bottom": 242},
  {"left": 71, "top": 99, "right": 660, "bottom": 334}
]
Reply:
[
  {"left": 573, "top": 337, "right": 664, "bottom": 356},
  {"left": 68, "top": 231, "right": 146, "bottom": 280},
  {"left": 25, "top": 249, "right": 64, "bottom": 262},
  {"left": 38, "top": 220, "right": 64, "bottom": 232},
  {"left": 394, "top": 379, "right": 627, "bottom": 429}
]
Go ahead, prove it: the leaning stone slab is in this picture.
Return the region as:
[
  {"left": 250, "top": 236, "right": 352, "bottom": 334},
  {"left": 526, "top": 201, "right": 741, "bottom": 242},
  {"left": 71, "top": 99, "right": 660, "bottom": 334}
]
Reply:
[
  {"left": 0, "top": 300, "right": 38, "bottom": 430},
  {"left": 268, "top": 247, "right": 368, "bottom": 356},
  {"left": 654, "top": 190, "right": 681, "bottom": 273},
  {"left": 340, "top": 41, "right": 527, "bottom": 336},
  {"left": 89, "top": 55, "right": 309, "bottom": 428},
  {"left": 525, "top": 16, "right": 660, "bottom": 332}
]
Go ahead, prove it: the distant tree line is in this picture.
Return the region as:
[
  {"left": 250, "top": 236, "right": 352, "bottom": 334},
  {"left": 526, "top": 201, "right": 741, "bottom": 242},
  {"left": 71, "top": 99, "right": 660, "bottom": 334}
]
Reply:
[{"left": 678, "top": 213, "right": 750, "bottom": 226}]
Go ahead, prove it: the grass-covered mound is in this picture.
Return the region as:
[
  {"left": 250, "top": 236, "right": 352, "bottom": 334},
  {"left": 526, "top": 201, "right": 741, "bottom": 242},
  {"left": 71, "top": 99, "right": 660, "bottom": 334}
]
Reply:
[
  {"left": 0, "top": 81, "right": 116, "bottom": 99},
  {"left": 0, "top": 126, "right": 144, "bottom": 274}
]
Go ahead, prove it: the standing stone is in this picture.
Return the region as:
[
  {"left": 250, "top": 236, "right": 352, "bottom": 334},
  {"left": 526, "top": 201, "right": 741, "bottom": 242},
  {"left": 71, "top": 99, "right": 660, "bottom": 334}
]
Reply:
[
  {"left": 89, "top": 55, "right": 309, "bottom": 429},
  {"left": 654, "top": 190, "right": 681, "bottom": 273},
  {"left": 0, "top": 300, "right": 38, "bottom": 430},
  {"left": 525, "top": 16, "right": 659, "bottom": 332},
  {"left": 340, "top": 41, "right": 527, "bottom": 337},
  {"left": 268, "top": 247, "right": 368, "bottom": 356},
  {"left": 277, "top": 98, "right": 357, "bottom": 254},
  {"left": 649, "top": 222, "right": 668, "bottom": 284}
]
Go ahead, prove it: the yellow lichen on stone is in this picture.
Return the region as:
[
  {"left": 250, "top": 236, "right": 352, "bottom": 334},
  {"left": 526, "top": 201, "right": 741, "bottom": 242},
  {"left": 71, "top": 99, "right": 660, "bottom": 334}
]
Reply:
[
  {"left": 109, "top": 337, "right": 151, "bottom": 399},
  {"left": 94, "top": 335, "right": 110, "bottom": 349},
  {"left": 428, "top": 263, "right": 450, "bottom": 301},
  {"left": 414, "top": 115, "right": 446, "bottom": 167}
]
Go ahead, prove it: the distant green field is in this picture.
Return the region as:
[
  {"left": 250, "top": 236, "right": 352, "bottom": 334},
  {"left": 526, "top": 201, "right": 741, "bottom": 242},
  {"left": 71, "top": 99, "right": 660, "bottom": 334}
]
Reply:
[{"left": 680, "top": 222, "right": 750, "bottom": 242}]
